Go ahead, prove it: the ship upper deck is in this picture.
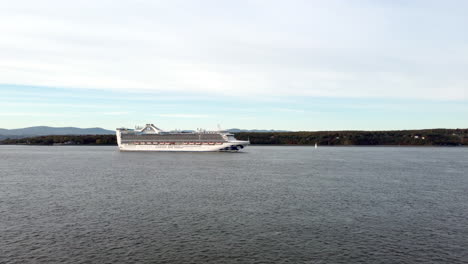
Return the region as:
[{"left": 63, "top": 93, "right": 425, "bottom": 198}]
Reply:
[{"left": 120, "top": 133, "right": 226, "bottom": 142}]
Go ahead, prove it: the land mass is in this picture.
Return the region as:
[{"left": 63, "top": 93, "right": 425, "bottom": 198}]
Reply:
[
  {"left": 234, "top": 129, "right": 467, "bottom": 146},
  {"left": 1, "top": 129, "right": 466, "bottom": 146},
  {"left": 0, "top": 126, "right": 114, "bottom": 140},
  {"left": 0, "top": 126, "right": 287, "bottom": 140}
]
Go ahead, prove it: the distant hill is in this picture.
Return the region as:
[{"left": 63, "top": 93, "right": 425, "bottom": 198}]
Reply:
[
  {"left": 0, "top": 126, "right": 287, "bottom": 140},
  {"left": 2, "top": 128, "right": 466, "bottom": 146},
  {"left": 0, "top": 126, "right": 114, "bottom": 139}
]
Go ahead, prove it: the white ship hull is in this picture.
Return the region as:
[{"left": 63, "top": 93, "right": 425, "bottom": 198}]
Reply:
[{"left": 118, "top": 142, "right": 248, "bottom": 152}]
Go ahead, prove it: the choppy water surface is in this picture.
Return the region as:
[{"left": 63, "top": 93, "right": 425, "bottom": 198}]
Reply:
[{"left": 1, "top": 146, "right": 467, "bottom": 263}]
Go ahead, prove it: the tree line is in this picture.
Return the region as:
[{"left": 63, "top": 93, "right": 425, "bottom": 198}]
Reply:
[
  {"left": 0, "top": 129, "right": 466, "bottom": 146},
  {"left": 0, "top": 135, "right": 117, "bottom": 145},
  {"left": 233, "top": 129, "right": 468, "bottom": 146}
]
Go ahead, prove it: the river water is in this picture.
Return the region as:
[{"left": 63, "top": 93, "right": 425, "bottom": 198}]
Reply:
[{"left": 1, "top": 145, "right": 467, "bottom": 263}]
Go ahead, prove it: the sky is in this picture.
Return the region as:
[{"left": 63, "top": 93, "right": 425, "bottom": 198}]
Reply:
[{"left": 1, "top": 0, "right": 467, "bottom": 131}]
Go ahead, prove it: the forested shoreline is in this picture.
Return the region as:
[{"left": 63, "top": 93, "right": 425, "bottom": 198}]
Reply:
[
  {"left": 234, "top": 129, "right": 468, "bottom": 146},
  {"left": 0, "top": 135, "right": 117, "bottom": 145},
  {"left": 0, "top": 129, "right": 466, "bottom": 146}
]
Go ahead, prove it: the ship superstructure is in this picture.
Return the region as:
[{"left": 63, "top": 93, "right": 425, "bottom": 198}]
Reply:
[{"left": 116, "top": 124, "right": 250, "bottom": 152}]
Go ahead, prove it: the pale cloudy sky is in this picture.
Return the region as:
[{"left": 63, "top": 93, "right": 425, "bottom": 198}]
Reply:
[{"left": 1, "top": 0, "right": 467, "bottom": 130}]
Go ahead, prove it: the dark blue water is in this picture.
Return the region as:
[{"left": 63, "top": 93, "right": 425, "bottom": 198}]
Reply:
[{"left": 1, "top": 146, "right": 467, "bottom": 263}]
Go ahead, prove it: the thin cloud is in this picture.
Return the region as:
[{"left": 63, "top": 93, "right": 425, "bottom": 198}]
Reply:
[
  {"left": 103, "top": 111, "right": 129, "bottom": 116},
  {"left": 0, "top": 112, "right": 78, "bottom": 117},
  {"left": 157, "top": 114, "right": 211, "bottom": 118},
  {"left": 0, "top": 102, "right": 113, "bottom": 109},
  {"left": 1, "top": 1, "right": 467, "bottom": 100},
  {"left": 272, "top": 108, "right": 306, "bottom": 113}
]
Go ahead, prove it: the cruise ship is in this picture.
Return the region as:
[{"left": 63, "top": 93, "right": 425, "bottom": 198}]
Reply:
[{"left": 116, "top": 124, "right": 250, "bottom": 152}]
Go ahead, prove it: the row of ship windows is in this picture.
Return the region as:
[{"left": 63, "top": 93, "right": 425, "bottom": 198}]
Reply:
[
  {"left": 124, "top": 142, "right": 225, "bottom": 145},
  {"left": 121, "top": 135, "right": 224, "bottom": 140},
  {"left": 121, "top": 140, "right": 225, "bottom": 143}
]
